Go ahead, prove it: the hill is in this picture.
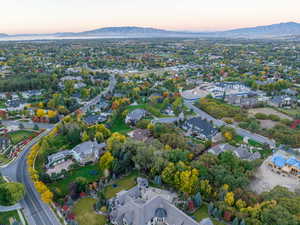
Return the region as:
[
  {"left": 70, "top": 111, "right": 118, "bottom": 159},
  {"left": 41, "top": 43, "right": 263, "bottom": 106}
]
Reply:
[{"left": 221, "top": 22, "right": 300, "bottom": 38}]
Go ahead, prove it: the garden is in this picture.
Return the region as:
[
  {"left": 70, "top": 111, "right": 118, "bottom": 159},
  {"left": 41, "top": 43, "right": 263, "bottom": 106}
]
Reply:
[{"left": 71, "top": 198, "right": 107, "bottom": 225}]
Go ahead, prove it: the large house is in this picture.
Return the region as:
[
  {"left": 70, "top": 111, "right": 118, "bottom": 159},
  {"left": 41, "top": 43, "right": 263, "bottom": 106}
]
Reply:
[
  {"left": 46, "top": 141, "right": 106, "bottom": 168},
  {"left": 125, "top": 109, "right": 147, "bottom": 125},
  {"left": 109, "top": 178, "right": 214, "bottom": 225},
  {"left": 208, "top": 143, "right": 261, "bottom": 161},
  {"left": 182, "top": 117, "right": 218, "bottom": 140},
  {"left": 268, "top": 154, "right": 300, "bottom": 178}
]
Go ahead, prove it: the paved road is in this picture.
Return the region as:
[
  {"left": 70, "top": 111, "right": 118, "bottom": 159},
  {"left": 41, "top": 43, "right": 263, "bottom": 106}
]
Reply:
[
  {"left": 184, "top": 101, "right": 276, "bottom": 148},
  {"left": 0, "top": 73, "right": 116, "bottom": 225}
]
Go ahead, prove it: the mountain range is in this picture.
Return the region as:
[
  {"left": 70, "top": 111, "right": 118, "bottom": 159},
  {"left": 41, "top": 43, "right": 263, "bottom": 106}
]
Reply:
[{"left": 1, "top": 22, "right": 300, "bottom": 39}]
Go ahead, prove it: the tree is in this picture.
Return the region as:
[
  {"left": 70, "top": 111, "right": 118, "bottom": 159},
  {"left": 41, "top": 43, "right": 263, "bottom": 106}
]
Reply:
[
  {"left": 33, "top": 124, "right": 39, "bottom": 130},
  {"left": 232, "top": 217, "right": 239, "bottom": 225},
  {"left": 99, "top": 151, "right": 114, "bottom": 177},
  {"left": 225, "top": 192, "right": 235, "bottom": 206},
  {"left": 0, "top": 182, "right": 25, "bottom": 206},
  {"left": 161, "top": 162, "right": 176, "bottom": 185},
  {"left": 74, "top": 177, "right": 88, "bottom": 193},
  {"left": 261, "top": 205, "right": 298, "bottom": 225},
  {"left": 236, "top": 199, "right": 247, "bottom": 209},
  {"left": 194, "top": 192, "right": 202, "bottom": 208},
  {"left": 36, "top": 108, "right": 46, "bottom": 117},
  {"left": 81, "top": 131, "right": 90, "bottom": 142},
  {"left": 95, "top": 132, "right": 104, "bottom": 143},
  {"left": 107, "top": 132, "right": 126, "bottom": 150}
]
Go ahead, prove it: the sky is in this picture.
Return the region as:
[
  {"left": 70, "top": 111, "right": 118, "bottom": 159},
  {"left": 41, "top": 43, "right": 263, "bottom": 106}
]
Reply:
[{"left": 1, "top": 0, "right": 300, "bottom": 34}]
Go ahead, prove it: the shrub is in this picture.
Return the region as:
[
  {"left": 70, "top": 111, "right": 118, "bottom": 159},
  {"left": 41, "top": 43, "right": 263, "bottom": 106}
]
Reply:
[{"left": 255, "top": 113, "right": 268, "bottom": 120}]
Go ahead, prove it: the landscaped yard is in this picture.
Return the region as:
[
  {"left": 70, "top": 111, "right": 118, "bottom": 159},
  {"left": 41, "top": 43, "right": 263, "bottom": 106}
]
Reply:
[
  {"left": 8, "top": 130, "right": 37, "bottom": 145},
  {"left": 104, "top": 172, "right": 138, "bottom": 199},
  {"left": 72, "top": 198, "right": 107, "bottom": 225},
  {"left": 0, "top": 210, "right": 22, "bottom": 225},
  {"left": 49, "top": 164, "right": 99, "bottom": 196},
  {"left": 191, "top": 204, "right": 225, "bottom": 225}
]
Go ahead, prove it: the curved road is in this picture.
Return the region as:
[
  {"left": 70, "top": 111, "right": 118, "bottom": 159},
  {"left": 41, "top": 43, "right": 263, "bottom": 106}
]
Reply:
[
  {"left": 0, "top": 73, "right": 116, "bottom": 225},
  {"left": 184, "top": 100, "right": 276, "bottom": 148}
]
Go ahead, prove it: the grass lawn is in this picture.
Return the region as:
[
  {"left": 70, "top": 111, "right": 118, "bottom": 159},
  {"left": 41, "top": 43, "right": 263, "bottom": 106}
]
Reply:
[
  {"left": 110, "top": 114, "right": 132, "bottom": 134},
  {"left": 49, "top": 164, "right": 99, "bottom": 196},
  {"left": 72, "top": 198, "right": 107, "bottom": 225},
  {"left": 0, "top": 210, "right": 22, "bottom": 225},
  {"left": 8, "top": 130, "right": 37, "bottom": 145},
  {"left": 104, "top": 172, "right": 138, "bottom": 199},
  {"left": 191, "top": 204, "right": 225, "bottom": 225}
]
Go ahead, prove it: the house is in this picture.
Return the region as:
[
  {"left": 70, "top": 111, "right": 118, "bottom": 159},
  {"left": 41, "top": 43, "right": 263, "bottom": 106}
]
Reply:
[
  {"left": 182, "top": 117, "right": 218, "bottom": 140},
  {"left": 83, "top": 114, "right": 108, "bottom": 125},
  {"left": 109, "top": 178, "right": 208, "bottom": 225},
  {"left": 0, "top": 135, "right": 11, "bottom": 151},
  {"left": 208, "top": 143, "right": 261, "bottom": 161},
  {"left": 269, "top": 96, "right": 296, "bottom": 108},
  {"left": 281, "top": 88, "right": 298, "bottom": 96},
  {"left": 125, "top": 109, "right": 147, "bottom": 125},
  {"left": 268, "top": 154, "right": 300, "bottom": 178},
  {"left": 71, "top": 141, "right": 106, "bottom": 165},
  {"left": 128, "top": 129, "right": 151, "bottom": 142},
  {"left": 46, "top": 141, "right": 106, "bottom": 168}
]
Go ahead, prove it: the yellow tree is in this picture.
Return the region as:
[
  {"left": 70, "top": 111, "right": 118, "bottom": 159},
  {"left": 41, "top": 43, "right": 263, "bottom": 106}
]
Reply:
[
  {"left": 36, "top": 109, "right": 46, "bottom": 117},
  {"left": 107, "top": 132, "right": 126, "bottom": 150},
  {"left": 99, "top": 151, "right": 114, "bottom": 177},
  {"left": 225, "top": 192, "right": 235, "bottom": 206},
  {"left": 81, "top": 131, "right": 90, "bottom": 142}
]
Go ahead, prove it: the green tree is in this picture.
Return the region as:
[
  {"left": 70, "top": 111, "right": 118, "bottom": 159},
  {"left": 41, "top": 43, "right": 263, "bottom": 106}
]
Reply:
[{"left": 0, "top": 182, "right": 25, "bottom": 206}]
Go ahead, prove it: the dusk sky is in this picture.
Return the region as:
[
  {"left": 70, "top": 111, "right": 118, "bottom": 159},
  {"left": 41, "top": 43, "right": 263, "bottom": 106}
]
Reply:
[{"left": 1, "top": 0, "right": 300, "bottom": 34}]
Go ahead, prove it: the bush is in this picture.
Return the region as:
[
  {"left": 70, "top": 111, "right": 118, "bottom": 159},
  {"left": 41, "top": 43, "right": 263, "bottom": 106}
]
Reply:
[
  {"left": 255, "top": 113, "right": 268, "bottom": 120},
  {"left": 268, "top": 114, "right": 280, "bottom": 121}
]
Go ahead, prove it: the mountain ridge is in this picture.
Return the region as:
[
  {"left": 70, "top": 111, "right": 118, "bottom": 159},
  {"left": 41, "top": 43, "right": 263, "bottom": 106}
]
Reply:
[{"left": 1, "top": 22, "right": 300, "bottom": 39}]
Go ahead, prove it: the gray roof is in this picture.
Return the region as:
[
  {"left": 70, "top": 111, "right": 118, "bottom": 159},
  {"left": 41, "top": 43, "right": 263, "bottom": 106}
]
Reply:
[
  {"left": 126, "top": 109, "right": 147, "bottom": 122},
  {"left": 72, "top": 141, "right": 106, "bottom": 156},
  {"left": 184, "top": 117, "right": 218, "bottom": 138},
  {"left": 208, "top": 143, "right": 236, "bottom": 155}
]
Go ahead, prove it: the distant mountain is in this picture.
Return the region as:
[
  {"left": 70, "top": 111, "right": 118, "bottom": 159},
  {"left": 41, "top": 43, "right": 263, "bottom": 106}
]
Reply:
[
  {"left": 57, "top": 26, "right": 187, "bottom": 37},
  {"left": 2, "top": 22, "right": 300, "bottom": 40},
  {"left": 0, "top": 33, "right": 8, "bottom": 38},
  {"left": 221, "top": 22, "right": 300, "bottom": 38}
]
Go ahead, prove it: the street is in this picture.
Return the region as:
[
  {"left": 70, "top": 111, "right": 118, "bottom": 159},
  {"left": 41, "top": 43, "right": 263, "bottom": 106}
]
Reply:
[
  {"left": 184, "top": 100, "right": 276, "bottom": 148},
  {"left": 0, "top": 73, "right": 116, "bottom": 225}
]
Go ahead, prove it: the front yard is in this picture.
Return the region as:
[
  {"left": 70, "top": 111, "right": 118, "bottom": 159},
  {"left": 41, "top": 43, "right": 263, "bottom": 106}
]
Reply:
[
  {"left": 104, "top": 172, "right": 138, "bottom": 199},
  {"left": 72, "top": 198, "right": 107, "bottom": 225},
  {"left": 8, "top": 130, "right": 37, "bottom": 145},
  {"left": 49, "top": 164, "right": 99, "bottom": 197}
]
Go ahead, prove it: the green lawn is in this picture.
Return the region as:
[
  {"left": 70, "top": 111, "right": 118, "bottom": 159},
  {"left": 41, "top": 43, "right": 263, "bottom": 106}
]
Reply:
[
  {"left": 8, "top": 130, "right": 37, "bottom": 145},
  {"left": 72, "top": 198, "right": 107, "bottom": 225},
  {"left": 49, "top": 164, "right": 99, "bottom": 197},
  {"left": 104, "top": 172, "right": 138, "bottom": 199},
  {"left": 0, "top": 210, "right": 22, "bottom": 225},
  {"left": 110, "top": 114, "right": 132, "bottom": 134},
  {"left": 192, "top": 204, "right": 225, "bottom": 225}
]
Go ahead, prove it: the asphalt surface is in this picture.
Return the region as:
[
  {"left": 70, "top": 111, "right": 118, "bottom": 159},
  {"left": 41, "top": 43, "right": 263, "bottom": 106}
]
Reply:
[
  {"left": 184, "top": 100, "right": 276, "bottom": 148},
  {"left": 0, "top": 73, "right": 116, "bottom": 225}
]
